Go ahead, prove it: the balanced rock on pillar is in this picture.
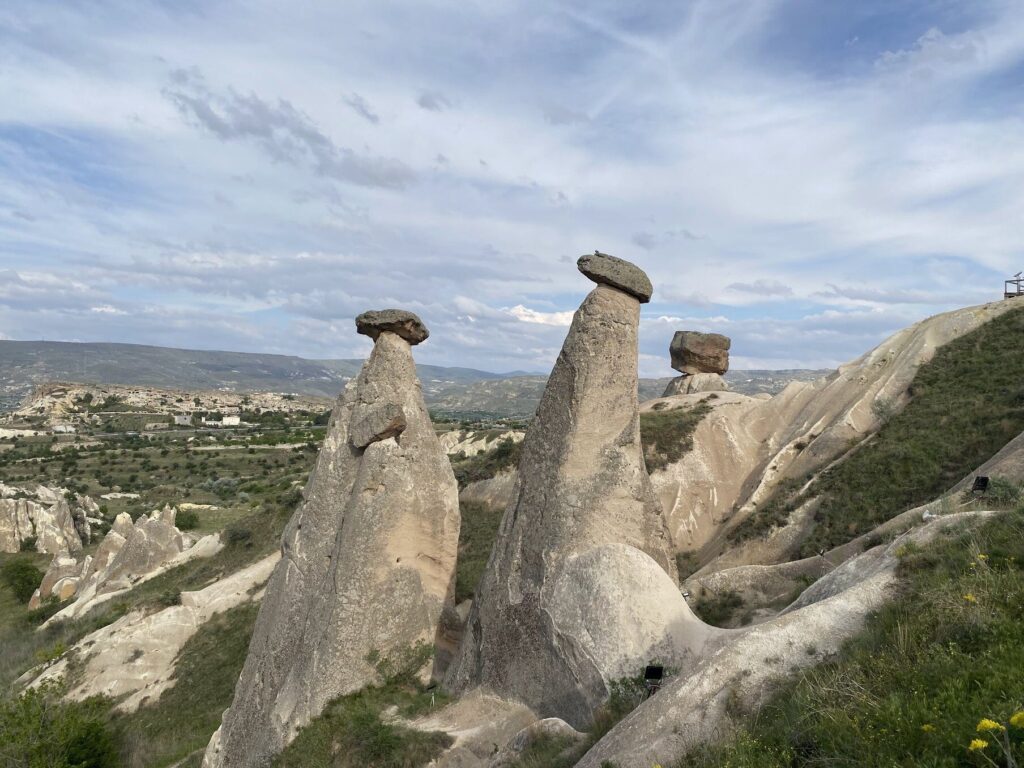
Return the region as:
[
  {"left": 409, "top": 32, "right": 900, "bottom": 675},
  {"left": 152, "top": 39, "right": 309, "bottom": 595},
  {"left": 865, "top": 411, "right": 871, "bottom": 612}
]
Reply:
[
  {"left": 204, "top": 310, "right": 459, "bottom": 768},
  {"left": 446, "top": 253, "right": 710, "bottom": 730},
  {"left": 663, "top": 331, "right": 731, "bottom": 396}
]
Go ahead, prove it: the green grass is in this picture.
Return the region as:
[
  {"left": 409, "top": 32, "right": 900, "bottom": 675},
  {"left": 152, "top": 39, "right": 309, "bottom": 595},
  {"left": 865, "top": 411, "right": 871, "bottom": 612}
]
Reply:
[
  {"left": 116, "top": 601, "right": 260, "bottom": 768},
  {"left": 729, "top": 478, "right": 806, "bottom": 544},
  {"left": 272, "top": 644, "right": 452, "bottom": 768},
  {"left": 640, "top": 401, "right": 713, "bottom": 472},
  {"left": 450, "top": 438, "right": 521, "bottom": 488},
  {"left": 680, "top": 509, "right": 1024, "bottom": 767},
  {"left": 454, "top": 501, "right": 504, "bottom": 603},
  {"left": 737, "top": 306, "right": 1024, "bottom": 553}
]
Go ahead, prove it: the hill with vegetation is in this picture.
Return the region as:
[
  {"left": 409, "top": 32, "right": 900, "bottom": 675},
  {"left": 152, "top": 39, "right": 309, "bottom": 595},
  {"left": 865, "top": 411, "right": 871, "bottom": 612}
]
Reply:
[{"left": 0, "top": 340, "right": 827, "bottom": 419}]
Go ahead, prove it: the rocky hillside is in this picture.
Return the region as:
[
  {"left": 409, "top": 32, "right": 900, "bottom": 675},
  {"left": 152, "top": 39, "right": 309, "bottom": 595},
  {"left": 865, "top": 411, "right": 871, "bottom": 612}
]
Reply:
[{"left": 2, "top": 262, "right": 1023, "bottom": 768}]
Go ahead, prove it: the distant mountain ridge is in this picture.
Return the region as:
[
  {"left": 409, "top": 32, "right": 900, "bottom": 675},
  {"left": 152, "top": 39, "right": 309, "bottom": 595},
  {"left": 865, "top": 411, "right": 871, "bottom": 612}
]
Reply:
[{"left": 0, "top": 340, "right": 829, "bottom": 417}]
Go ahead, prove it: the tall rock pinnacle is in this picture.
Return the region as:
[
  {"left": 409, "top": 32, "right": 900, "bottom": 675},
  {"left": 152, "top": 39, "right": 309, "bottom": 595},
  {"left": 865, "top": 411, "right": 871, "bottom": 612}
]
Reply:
[
  {"left": 204, "top": 309, "right": 460, "bottom": 768},
  {"left": 445, "top": 253, "right": 690, "bottom": 729}
]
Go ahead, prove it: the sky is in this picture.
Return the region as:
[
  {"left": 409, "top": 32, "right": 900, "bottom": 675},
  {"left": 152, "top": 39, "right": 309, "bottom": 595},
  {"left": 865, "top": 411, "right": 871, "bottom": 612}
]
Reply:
[{"left": 2, "top": 0, "right": 1024, "bottom": 377}]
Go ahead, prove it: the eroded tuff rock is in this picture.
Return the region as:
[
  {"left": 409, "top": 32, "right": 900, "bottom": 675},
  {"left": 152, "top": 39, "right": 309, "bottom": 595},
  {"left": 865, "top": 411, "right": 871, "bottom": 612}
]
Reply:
[
  {"left": 446, "top": 257, "right": 692, "bottom": 729},
  {"left": 0, "top": 497, "right": 83, "bottom": 555},
  {"left": 662, "top": 372, "right": 729, "bottom": 397},
  {"left": 204, "top": 317, "right": 459, "bottom": 768},
  {"left": 33, "top": 506, "right": 204, "bottom": 613},
  {"left": 30, "top": 553, "right": 279, "bottom": 714},
  {"left": 670, "top": 331, "right": 730, "bottom": 375}
]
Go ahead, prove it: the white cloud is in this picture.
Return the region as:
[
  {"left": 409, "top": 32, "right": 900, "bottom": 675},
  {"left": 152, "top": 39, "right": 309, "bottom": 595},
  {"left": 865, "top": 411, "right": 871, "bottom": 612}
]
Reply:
[{"left": 505, "top": 305, "right": 575, "bottom": 326}]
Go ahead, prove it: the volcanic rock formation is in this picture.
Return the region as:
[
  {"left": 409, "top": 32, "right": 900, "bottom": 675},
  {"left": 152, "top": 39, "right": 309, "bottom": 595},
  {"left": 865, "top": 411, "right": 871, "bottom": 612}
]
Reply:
[
  {"left": 445, "top": 253, "right": 708, "bottom": 729},
  {"left": 204, "top": 309, "right": 460, "bottom": 768},
  {"left": 0, "top": 496, "right": 84, "bottom": 555},
  {"left": 663, "top": 331, "right": 731, "bottom": 396}
]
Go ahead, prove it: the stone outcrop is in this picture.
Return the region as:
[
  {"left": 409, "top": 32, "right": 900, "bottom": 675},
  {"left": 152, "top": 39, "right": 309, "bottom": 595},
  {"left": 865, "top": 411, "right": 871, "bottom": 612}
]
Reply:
[
  {"left": 670, "top": 331, "right": 730, "bottom": 375},
  {"left": 204, "top": 311, "right": 460, "bottom": 768},
  {"left": 35, "top": 507, "right": 204, "bottom": 615},
  {"left": 30, "top": 553, "right": 279, "bottom": 713},
  {"left": 649, "top": 300, "right": 1022, "bottom": 562},
  {"left": 446, "top": 253, "right": 699, "bottom": 729},
  {"left": 0, "top": 496, "right": 84, "bottom": 555},
  {"left": 662, "top": 372, "right": 728, "bottom": 397}
]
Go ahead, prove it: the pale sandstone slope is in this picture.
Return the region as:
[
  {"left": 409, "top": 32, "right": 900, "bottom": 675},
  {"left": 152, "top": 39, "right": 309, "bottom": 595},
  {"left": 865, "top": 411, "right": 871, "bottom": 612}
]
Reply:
[
  {"left": 29, "top": 553, "right": 279, "bottom": 712},
  {"left": 576, "top": 511, "right": 994, "bottom": 768},
  {"left": 651, "top": 300, "right": 1021, "bottom": 562}
]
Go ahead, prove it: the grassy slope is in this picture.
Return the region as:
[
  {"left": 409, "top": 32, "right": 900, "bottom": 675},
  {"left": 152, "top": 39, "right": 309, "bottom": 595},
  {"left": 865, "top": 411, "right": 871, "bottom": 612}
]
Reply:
[
  {"left": 682, "top": 510, "right": 1024, "bottom": 767},
  {"left": 116, "top": 602, "right": 260, "bottom": 768},
  {"left": 455, "top": 501, "right": 504, "bottom": 603},
  {"left": 738, "top": 305, "right": 1024, "bottom": 554},
  {"left": 641, "top": 401, "right": 714, "bottom": 472}
]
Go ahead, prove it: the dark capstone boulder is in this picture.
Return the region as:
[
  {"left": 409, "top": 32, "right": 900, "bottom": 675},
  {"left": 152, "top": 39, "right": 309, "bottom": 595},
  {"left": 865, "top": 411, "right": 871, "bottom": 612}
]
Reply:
[
  {"left": 669, "top": 331, "right": 730, "bottom": 375},
  {"left": 577, "top": 252, "right": 653, "bottom": 303},
  {"left": 355, "top": 309, "right": 429, "bottom": 345}
]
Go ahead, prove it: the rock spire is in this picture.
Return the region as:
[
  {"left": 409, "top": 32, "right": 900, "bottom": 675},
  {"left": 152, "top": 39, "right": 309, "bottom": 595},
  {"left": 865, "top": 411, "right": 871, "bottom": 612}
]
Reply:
[
  {"left": 204, "top": 312, "right": 460, "bottom": 768},
  {"left": 445, "top": 253, "right": 700, "bottom": 729}
]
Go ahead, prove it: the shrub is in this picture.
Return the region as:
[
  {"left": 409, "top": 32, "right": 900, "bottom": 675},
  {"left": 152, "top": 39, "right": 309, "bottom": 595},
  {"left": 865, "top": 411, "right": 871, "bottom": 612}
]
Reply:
[
  {"left": 693, "top": 589, "right": 744, "bottom": 626},
  {"left": 0, "top": 683, "right": 118, "bottom": 768},
  {"left": 451, "top": 439, "right": 522, "bottom": 488},
  {"left": 224, "top": 525, "right": 253, "bottom": 546},
  {"left": 1, "top": 557, "right": 45, "bottom": 604},
  {"left": 18, "top": 536, "right": 37, "bottom": 552},
  {"left": 175, "top": 509, "right": 199, "bottom": 530}
]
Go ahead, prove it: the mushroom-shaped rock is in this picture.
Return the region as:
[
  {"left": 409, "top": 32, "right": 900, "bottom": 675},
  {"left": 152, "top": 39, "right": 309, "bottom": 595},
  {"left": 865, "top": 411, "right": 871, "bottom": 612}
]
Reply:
[
  {"left": 446, "top": 269, "right": 677, "bottom": 729},
  {"left": 669, "top": 331, "right": 730, "bottom": 375},
  {"left": 577, "top": 252, "right": 653, "bottom": 303},
  {"left": 355, "top": 309, "right": 429, "bottom": 345},
  {"left": 204, "top": 324, "right": 459, "bottom": 768}
]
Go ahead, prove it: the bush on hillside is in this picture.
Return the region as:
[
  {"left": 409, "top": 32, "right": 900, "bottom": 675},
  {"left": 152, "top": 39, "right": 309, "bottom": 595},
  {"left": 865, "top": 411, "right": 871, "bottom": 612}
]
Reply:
[
  {"left": 455, "top": 501, "right": 504, "bottom": 603},
  {"left": 0, "top": 683, "right": 118, "bottom": 768},
  {"left": 450, "top": 438, "right": 521, "bottom": 488},
  {"left": 1, "top": 557, "right": 45, "bottom": 604},
  {"left": 272, "top": 644, "right": 452, "bottom": 768}
]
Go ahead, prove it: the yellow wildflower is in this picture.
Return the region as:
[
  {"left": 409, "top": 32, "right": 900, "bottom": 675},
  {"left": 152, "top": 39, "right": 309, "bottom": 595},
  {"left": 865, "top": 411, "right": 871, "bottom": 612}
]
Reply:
[
  {"left": 978, "top": 553, "right": 988, "bottom": 559},
  {"left": 968, "top": 738, "right": 989, "bottom": 751},
  {"left": 964, "top": 593, "right": 977, "bottom": 603},
  {"left": 976, "top": 718, "right": 1005, "bottom": 733},
  {"left": 1010, "top": 711, "right": 1024, "bottom": 728},
  {"left": 921, "top": 724, "right": 935, "bottom": 732}
]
